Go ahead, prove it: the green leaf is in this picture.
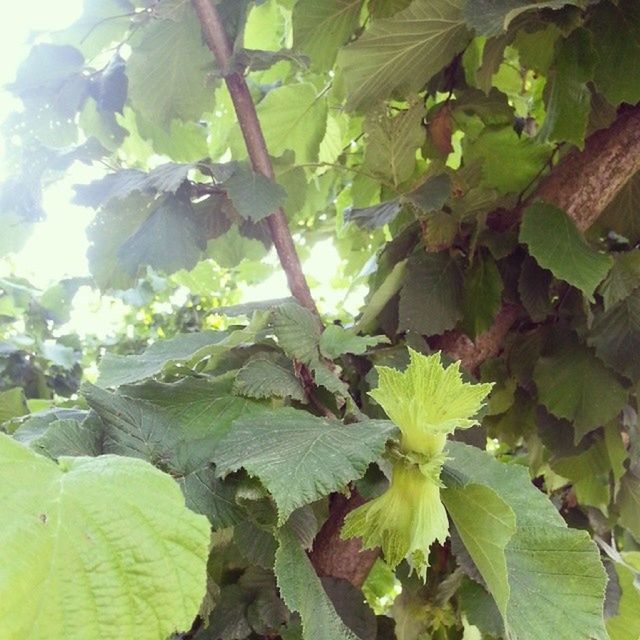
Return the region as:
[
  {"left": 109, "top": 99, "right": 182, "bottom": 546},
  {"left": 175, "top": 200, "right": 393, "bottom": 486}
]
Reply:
[
  {"left": 442, "top": 484, "right": 516, "bottom": 616},
  {"left": 127, "top": 6, "right": 213, "bottom": 125},
  {"left": 461, "top": 252, "right": 504, "bottom": 338},
  {"left": 363, "top": 101, "right": 425, "bottom": 186},
  {"left": 233, "top": 354, "right": 307, "bottom": 402},
  {"left": 458, "top": 578, "right": 505, "bottom": 638},
  {"left": 53, "top": 0, "right": 134, "bottom": 58},
  {"left": 590, "top": 0, "right": 640, "bottom": 107},
  {"left": 538, "top": 28, "right": 595, "bottom": 149},
  {"left": 598, "top": 171, "right": 640, "bottom": 244},
  {"left": 97, "top": 327, "right": 258, "bottom": 387},
  {"left": 292, "top": 0, "right": 363, "bottom": 70},
  {"left": 465, "top": 127, "right": 551, "bottom": 195},
  {"left": 11, "top": 43, "right": 85, "bottom": 101},
  {"left": 589, "top": 288, "right": 640, "bottom": 382},
  {"left": 224, "top": 164, "right": 287, "bottom": 222},
  {"left": 212, "top": 407, "right": 395, "bottom": 523},
  {"left": 520, "top": 202, "right": 613, "bottom": 299},
  {"left": 338, "top": 0, "right": 471, "bottom": 111},
  {"left": 399, "top": 251, "right": 463, "bottom": 336},
  {"left": 14, "top": 415, "right": 103, "bottom": 460},
  {"left": 518, "top": 255, "right": 553, "bottom": 322},
  {"left": 463, "top": 0, "right": 585, "bottom": 37},
  {"left": 346, "top": 199, "right": 402, "bottom": 229},
  {"left": 598, "top": 250, "right": 640, "bottom": 310},
  {"left": 271, "top": 303, "right": 350, "bottom": 396},
  {"left": 319, "top": 325, "right": 389, "bottom": 359},
  {"left": 117, "top": 195, "right": 204, "bottom": 278},
  {"left": 74, "top": 163, "right": 192, "bottom": 208},
  {"left": 0, "top": 433, "right": 209, "bottom": 640},
  {"left": 275, "top": 526, "right": 358, "bottom": 640},
  {"left": 406, "top": 173, "right": 452, "bottom": 213},
  {"left": 617, "top": 472, "right": 640, "bottom": 542},
  {"left": 606, "top": 553, "right": 640, "bottom": 640},
  {"left": 255, "top": 83, "right": 328, "bottom": 163},
  {"left": 533, "top": 333, "right": 628, "bottom": 443},
  {"left": 444, "top": 441, "right": 608, "bottom": 640},
  {"left": 0, "top": 387, "right": 29, "bottom": 423},
  {"left": 86, "top": 377, "right": 262, "bottom": 471}
]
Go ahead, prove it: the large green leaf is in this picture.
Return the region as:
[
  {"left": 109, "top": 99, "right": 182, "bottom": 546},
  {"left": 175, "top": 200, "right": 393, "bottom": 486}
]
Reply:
[
  {"left": 255, "top": 83, "right": 328, "bottom": 163},
  {"left": 465, "top": 127, "right": 551, "bottom": 195},
  {"left": 233, "top": 354, "right": 307, "bottom": 402},
  {"left": 363, "top": 101, "right": 425, "bottom": 186},
  {"left": 589, "top": 288, "right": 640, "bottom": 382},
  {"left": 463, "top": 0, "right": 586, "bottom": 37},
  {"left": 598, "top": 250, "right": 640, "bottom": 311},
  {"left": 617, "top": 472, "right": 640, "bottom": 542},
  {"left": 538, "top": 28, "right": 595, "bottom": 149},
  {"left": 212, "top": 407, "right": 396, "bottom": 523},
  {"left": 598, "top": 171, "right": 640, "bottom": 244},
  {"left": 442, "top": 484, "right": 516, "bottom": 616},
  {"left": 590, "top": 0, "right": 640, "bottom": 107},
  {"left": 520, "top": 202, "right": 613, "bottom": 299},
  {"left": 533, "top": 333, "right": 628, "bottom": 443},
  {"left": 97, "top": 322, "right": 265, "bottom": 388},
  {"left": 606, "top": 553, "right": 640, "bottom": 640},
  {"left": 444, "top": 442, "right": 608, "bottom": 640},
  {"left": 223, "top": 164, "right": 287, "bottom": 222},
  {"left": 85, "top": 377, "right": 262, "bottom": 473},
  {"left": 292, "top": 0, "right": 363, "bottom": 70},
  {"left": 84, "top": 378, "right": 264, "bottom": 527},
  {"left": 0, "top": 433, "right": 209, "bottom": 640},
  {"left": 338, "top": 0, "right": 471, "bottom": 110},
  {"left": 0, "top": 387, "right": 28, "bottom": 423},
  {"left": 127, "top": 5, "right": 213, "bottom": 125},
  {"left": 461, "top": 252, "right": 503, "bottom": 338},
  {"left": 275, "top": 526, "right": 358, "bottom": 640},
  {"left": 271, "top": 303, "right": 349, "bottom": 395},
  {"left": 118, "top": 195, "right": 205, "bottom": 279},
  {"left": 399, "top": 251, "right": 463, "bottom": 336}
]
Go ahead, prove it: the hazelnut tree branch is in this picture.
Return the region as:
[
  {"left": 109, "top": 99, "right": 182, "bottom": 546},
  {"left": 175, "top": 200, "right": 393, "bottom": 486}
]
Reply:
[{"left": 192, "top": 0, "right": 319, "bottom": 318}]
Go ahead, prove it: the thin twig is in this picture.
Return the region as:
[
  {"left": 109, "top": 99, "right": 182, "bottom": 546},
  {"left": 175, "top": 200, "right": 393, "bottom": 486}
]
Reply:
[{"left": 192, "top": 0, "right": 319, "bottom": 318}]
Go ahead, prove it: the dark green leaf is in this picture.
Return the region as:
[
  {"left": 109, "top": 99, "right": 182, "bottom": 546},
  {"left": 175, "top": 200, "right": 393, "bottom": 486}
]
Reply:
[
  {"left": 338, "top": 0, "right": 471, "bottom": 110},
  {"left": 461, "top": 252, "right": 503, "bottom": 338},
  {"left": 224, "top": 164, "right": 287, "bottom": 222},
  {"left": 213, "top": 408, "right": 395, "bottom": 523},
  {"left": 538, "top": 28, "right": 595, "bottom": 149},
  {"left": 233, "top": 354, "right": 306, "bottom": 402},
  {"left": 533, "top": 333, "right": 628, "bottom": 443},
  {"left": 292, "top": 0, "right": 363, "bottom": 70},
  {"left": 399, "top": 251, "right": 463, "bottom": 335},
  {"left": 598, "top": 251, "right": 640, "bottom": 311},
  {"left": 590, "top": 0, "right": 640, "bottom": 107},
  {"left": 589, "top": 288, "right": 640, "bottom": 382},
  {"left": 127, "top": 5, "right": 214, "bottom": 125},
  {"left": 520, "top": 202, "right": 612, "bottom": 299},
  {"left": 463, "top": 0, "right": 585, "bottom": 37},
  {"left": 346, "top": 200, "right": 401, "bottom": 229},
  {"left": 118, "top": 194, "right": 204, "bottom": 279},
  {"left": 275, "top": 526, "right": 358, "bottom": 640}
]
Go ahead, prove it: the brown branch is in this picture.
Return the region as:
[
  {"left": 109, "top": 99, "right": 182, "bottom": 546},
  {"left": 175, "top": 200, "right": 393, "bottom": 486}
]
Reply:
[
  {"left": 308, "top": 491, "right": 379, "bottom": 587},
  {"left": 431, "top": 303, "right": 522, "bottom": 374},
  {"left": 537, "top": 105, "right": 640, "bottom": 231},
  {"left": 192, "top": 0, "right": 319, "bottom": 317}
]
